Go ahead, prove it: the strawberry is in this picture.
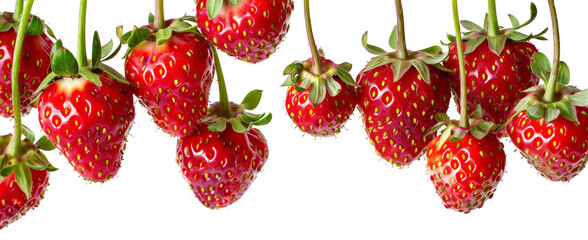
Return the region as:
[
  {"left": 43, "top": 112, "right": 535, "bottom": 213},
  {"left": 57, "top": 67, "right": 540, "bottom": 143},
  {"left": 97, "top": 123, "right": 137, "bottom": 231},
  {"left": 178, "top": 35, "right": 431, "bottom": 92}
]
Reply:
[
  {"left": 443, "top": 3, "right": 544, "bottom": 126},
  {"left": 0, "top": 12, "right": 53, "bottom": 118},
  {"left": 0, "top": 168, "right": 49, "bottom": 229},
  {"left": 426, "top": 132, "right": 506, "bottom": 213},
  {"left": 196, "top": 0, "right": 294, "bottom": 63},
  {"left": 356, "top": 26, "right": 450, "bottom": 166},
  {"left": 122, "top": 17, "right": 215, "bottom": 137}
]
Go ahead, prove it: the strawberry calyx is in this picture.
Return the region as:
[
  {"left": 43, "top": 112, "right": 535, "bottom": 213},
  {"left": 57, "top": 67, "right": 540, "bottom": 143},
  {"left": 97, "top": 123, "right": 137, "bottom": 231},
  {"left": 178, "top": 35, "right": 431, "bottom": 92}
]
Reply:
[
  {"left": 282, "top": 54, "right": 357, "bottom": 106},
  {"left": 0, "top": 12, "right": 56, "bottom": 38},
  {"left": 445, "top": 2, "right": 546, "bottom": 56},
  {"left": 361, "top": 31, "right": 448, "bottom": 84},
  {"left": 428, "top": 107, "right": 498, "bottom": 150},
  {"left": 204, "top": 90, "right": 272, "bottom": 134},
  {"left": 205, "top": 0, "right": 241, "bottom": 19}
]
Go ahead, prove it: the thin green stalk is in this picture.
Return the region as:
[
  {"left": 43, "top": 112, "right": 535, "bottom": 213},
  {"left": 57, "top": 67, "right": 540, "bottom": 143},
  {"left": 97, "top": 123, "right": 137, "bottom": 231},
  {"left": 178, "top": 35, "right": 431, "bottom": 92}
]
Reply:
[
  {"left": 304, "top": 0, "right": 324, "bottom": 75},
  {"left": 212, "top": 46, "right": 231, "bottom": 118},
  {"left": 153, "top": 0, "right": 166, "bottom": 32},
  {"left": 13, "top": 0, "right": 24, "bottom": 22},
  {"left": 395, "top": 0, "right": 409, "bottom": 60},
  {"left": 453, "top": 0, "right": 469, "bottom": 128},
  {"left": 77, "top": 0, "right": 88, "bottom": 68},
  {"left": 7, "top": 0, "right": 35, "bottom": 157},
  {"left": 543, "top": 0, "right": 560, "bottom": 103},
  {"left": 487, "top": 0, "right": 501, "bottom": 37}
]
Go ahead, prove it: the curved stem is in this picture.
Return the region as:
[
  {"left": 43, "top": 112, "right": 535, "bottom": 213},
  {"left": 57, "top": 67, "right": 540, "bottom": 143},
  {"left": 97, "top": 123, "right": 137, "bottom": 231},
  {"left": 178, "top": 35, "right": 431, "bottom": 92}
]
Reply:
[
  {"left": 153, "top": 0, "right": 166, "bottom": 32},
  {"left": 487, "top": 0, "right": 501, "bottom": 37},
  {"left": 304, "top": 0, "right": 323, "bottom": 75},
  {"left": 453, "top": 0, "right": 469, "bottom": 128},
  {"left": 6, "top": 0, "right": 35, "bottom": 157},
  {"left": 13, "top": 0, "right": 24, "bottom": 22},
  {"left": 77, "top": 0, "right": 88, "bottom": 68},
  {"left": 212, "top": 46, "right": 231, "bottom": 118},
  {"left": 395, "top": 0, "right": 408, "bottom": 60},
  {"left": 543, "top": 0, "right": 560, "bottom": 103}
]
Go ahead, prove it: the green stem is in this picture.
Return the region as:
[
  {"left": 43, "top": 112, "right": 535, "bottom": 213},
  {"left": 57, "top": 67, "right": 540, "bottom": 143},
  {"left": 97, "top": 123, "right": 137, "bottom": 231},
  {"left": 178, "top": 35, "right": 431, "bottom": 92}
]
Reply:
[
  {"left": 153, "top": 0, "right": 166, "bottom": 32},
  {"left": 304, "top": 0, "right": 323, "bottom": 75},
  {"left": 395, "top": 0, "right": 409, "bottom": 60},
  {"left": 487, "top": 0, "right": 501, "bottom": 37},
  {"left": 543, "top": 0, "right": 560, "bottom": 102},
  {"left": 212, "top": 46, "right": 231, "bottom": 118},
  {"left": 77, "top": 0, "right": 88, "bottom": 68},
  {"left": 453, "top": 0, "right": 469, "bottom": 128},
  {"left": 6, "top": 0, "right": 35, "bottom": 157},
  {"left": 13, "top": 0, "right": 24, "bottom": 22}
]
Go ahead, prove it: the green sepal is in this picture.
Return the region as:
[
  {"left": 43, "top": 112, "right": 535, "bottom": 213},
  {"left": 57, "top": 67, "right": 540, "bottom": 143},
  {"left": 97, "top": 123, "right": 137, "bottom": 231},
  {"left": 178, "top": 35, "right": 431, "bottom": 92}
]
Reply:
[
  {"left": 510, "top": 2, "right": 538, "bottom": 30},
  {"left": 461, "top": 20, "right": 483, "bottom": 32},
  {"left": 119, "top": 26, "right": 151, "bottom": 48},
  {"left": 241, "top": 90, "right": 262, "bottom": 110},
  {"left": 14, "top": 163, "right": 33, "bottom": 199},
  {"left": 0, "top": 155, "right": 6, "bottom": 169},
  {"left": 34, "top": 72, "right": 57, "bottom": 95},
  {"left": 470, "top": 121, "right": 494, "bottom": 140},
  {"left": 389, "top": 25, "right": 398, "bottom": 50},
  {"left": 361, "top": 32, "right": 386, "bottom": 55},
  {"left": 283, "top": 62, "right": 304, "bottom": 75},
  {"left": 0, "top": 164, "right": 15, "bottom": 178},
  {"left": 240, "top": 112, "right": 265, "bottom": 123},
  {"left": 325, "top": 75, "right": 342, "bottom": 97},
  {"left": 544, "top": 104, "right": 560, "bottom": 123},
  {"left": 464, "top": 37, "right": 485, "bottom": 55},
  {"left": 208, "top": 119, "right": 227, "bottom": 132},
  {"left": 155, "top": 28, "right": 173, "bottom": 45},
  {"left": 24, "top": 151, "right": 50, "bottom": 171},
  {"left": 411, "top": 60, "right": 430, "bottom": 84},
  {"left": 50, "top": 39, "right": 63, "bottom": 60},
  {"left": 148, "top": 13, "right": 155, "bottom": 24},
  {"left": 101, "top": 41, "right": 121, "bottom": 62},
  {"left": 531, "top": 52, "right": 551, "bottom": 83},
  {"left": 556, "top": 101, "right": 578, "bottom": 122},
  {"left": 207, "top": 0, "right": 224, "bottom": 19},
  {"left": 569, "top": 90, "right": 588, "bottom": 107},
  {"left": 436, "top": 126, "right": 454, "bottom": 150},
  {"left": 308, "top": 78, "right": 327, "bottom": 106},
  {"left": 51, "top": 47, "right": 79, "bottom": 76},
  {"left": 253, "top": 113, "right": 272, "bottom": 126},
  {"left": 526, "top": 103, "right": 545, "bottom": 120},
  {"left": 557, "top": 62, "right": 570, "bottom": 85},
  {"left": 230, "top": 119, "right": 252, "bottom": 133},
  {"left": 449, "top": 128, "right": 467, "bottom": 143},
  {"left": 228, "top": 0, "right": 239, "bottom": 6},
  {"left": 334, "top": 64, "right": 358, "bottom": 87},
  {"left": 91, "top": 31, "right": 102, "bottom": 68},
  {"left": 21, "top": 125, "right": 35, "bottom": 142},
  {"left": 392, "top": 60, "right": 411, "bottom": 82},
  {"left": 24, "top": 15, "right": 44, "bottom": 35},
  {"left": 361, "top": 55, "right": 396, "bottom": 73},
  {"left": 78, "top": 68, "right": 102, "bottom": 87},
  {"left": 100, "top": 40, "right": 114, "bottom": 59},
  {"left": 468, "top": 105, "right": 483, "bottom": 120},
  {"left": 487, "top": 36, "right": 507, "bottom": 56},
  {"left": 282, "top": 73, "right": 301, "bottom": 86},
  {"left": 97, "top": 63, "right": 130, "bottom": 85},
  {"left": 36, "top": 136, "right": 56, "bottom": 151}
]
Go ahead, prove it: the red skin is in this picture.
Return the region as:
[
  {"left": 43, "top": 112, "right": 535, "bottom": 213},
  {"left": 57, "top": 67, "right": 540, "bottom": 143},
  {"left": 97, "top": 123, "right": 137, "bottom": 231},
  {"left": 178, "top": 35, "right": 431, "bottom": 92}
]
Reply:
[
  {"left": 507, "top": 107, "right": 588, "bottom": 181},
  {"left": 176, "top": 125, "right": 268, "bottom": 209},
  {"left": 125, "top": 31, "right": 214, "bottom": 137},
  {"left": 356, "top": 65, "right": 450, "bottom": 166},
  {"left": 445, "top": 40, "right": 539, "bottom": 126},
  {"left": 0, "top": 169, "right": 49, "bottom": 229},
  {"left": 0, "top": 28, "right": 52, "bottom": 118},
  {"left": 426, "top": 133, "right": 506, "bottom": 213},
  {"left": 196, "top": 0, "right": 294, "bottom": 63},
  {"left": 285, "top": 58, "right": 356, "bottom": 137},
  {"left": 38, "top": 72, "right": 135, "bottom": 182}
]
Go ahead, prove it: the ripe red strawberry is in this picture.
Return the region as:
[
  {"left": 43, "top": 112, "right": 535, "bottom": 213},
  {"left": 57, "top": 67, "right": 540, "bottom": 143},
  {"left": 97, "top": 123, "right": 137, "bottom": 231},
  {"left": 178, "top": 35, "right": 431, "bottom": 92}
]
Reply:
[
  {"left": 445, "top": 40, "right": 539, "bottom": 126},
  {"left": 357, "top": 64, "right": 450, "bottom": 166},
  {"left": 124, "top": 26, "right": 214, "bottom": 137},
  {"left": 195, "top": 0, "right": 294, "bottom": 63},
  {"left": 0, "top": 13, "right": 53, "bottom": 118},
  {"left": 426, "top": 133, "right": 506, "bottom": 213},
  {"left": 176, "top": 123, "right": 268, "bottom": 209},
  {"left": 0, "top": 168, "right": 49, "bottom": 229},
  {"left": 38, "top": 72, "right": 135, "bottom": 182},
  {"left": 284, "top": 57, "right": 357, "bottom": 137},
  {"left": 508, "top": 108, "right": 588, "bottom": 181}
]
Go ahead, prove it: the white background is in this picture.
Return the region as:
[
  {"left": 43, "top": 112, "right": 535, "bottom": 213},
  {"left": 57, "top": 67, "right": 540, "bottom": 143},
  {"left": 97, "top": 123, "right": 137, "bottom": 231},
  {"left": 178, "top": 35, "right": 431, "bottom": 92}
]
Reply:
[{"left": 1, "top": 0, "right": 587, "bottom": 239}]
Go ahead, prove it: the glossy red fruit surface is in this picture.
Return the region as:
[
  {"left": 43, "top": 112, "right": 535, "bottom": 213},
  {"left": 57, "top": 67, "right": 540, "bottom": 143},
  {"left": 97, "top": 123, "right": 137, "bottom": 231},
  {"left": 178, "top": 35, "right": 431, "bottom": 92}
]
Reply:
[
  {"left": 176, "top": 125, "right": 268, "bottom": 209},
  {"left": 357, "top": 65, "right": 450, "bottom": 166},
  {"left": 196, "top": 0, "right": 294, "bottom": 63},
  {"left": 125, "top": 31, "right": 214, "bottom": 137},
  {"left": 0, "top": 169, "right": 49, "bottom": 229},
  {"left": 426, "top": 133, "right": 506, "bottom": 213},
  {"left": 38, "top": 72, "right": 135, "bottom": 182},
  {"left": 0, "top": 28, "right": 52, "bottom": 118}
]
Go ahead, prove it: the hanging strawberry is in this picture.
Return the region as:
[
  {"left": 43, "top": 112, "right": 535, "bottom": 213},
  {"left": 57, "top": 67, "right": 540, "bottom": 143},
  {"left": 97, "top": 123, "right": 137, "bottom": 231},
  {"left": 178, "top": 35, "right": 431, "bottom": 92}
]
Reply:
[
  {"left": 356, "top": 0, "right": 451, "bottom": 167},
  {"left": 176, "top": 46, "right": 271, "bottom": 209},
  {"left": 36, "top": 0, "right": 134, "bottom": 183},
  {"left": 443, "top": 0, "right": 545, "bottom": 129},
  {"left": 119, "top": 1, "right": 215, "bottom": 137},
  {"left": 426, "top": 0, "right": 505, "bottom": 213},
  {"left": 282, "top": 0, "right": 357, "bottom": 137},
  {"left": 0, "top": 0, "right": 57, "bottom": 229},
  {"left": 195, "top": 0, "right": 294, "bottom": 63},
  {"left": 505, "top": 0, "right": 588, "bottom": 182},
  {"left": 0, "top": 2, "right": 54, "bottom": 118}
]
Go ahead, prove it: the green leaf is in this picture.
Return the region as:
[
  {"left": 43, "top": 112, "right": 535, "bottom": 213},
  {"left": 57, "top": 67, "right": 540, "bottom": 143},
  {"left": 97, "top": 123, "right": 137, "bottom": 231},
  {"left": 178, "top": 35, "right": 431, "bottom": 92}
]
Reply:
[
  {"left": 36, "top": 136, "right": 56, "bottom": 151},
  {"left": 556, "top": 101, "right": 578, "bottom": 122},
  {"left": 283, "top": 62, "right": 303, "bottom": 75},
  {"left": 91, "top": 31, "right": 102, "bottom": 68},
  {"left": 362, "top": 55, "right": 395, "bottom": 73},
  {"left": 100, "top": 40, "right": 114, "bottom": 59},
  {"left": 102, "top": 42, "right": 122, "bottom": 62},
  {"left": 308, "top": 79, "right": 326, "bottom": 106},
  {"left": 24, "top": 151, "right": 50, "bottom": 171},
  {"left": 325, "top": 76, "right": 341, "bottom": 97},
  {"left": 21, "top": 125, "right": 35, "bottom": 142},
  {"left": 569, "top": 90, "right": 588, "bottom": 107},
  {"left": 208, "top": 120, "right": 227, "bottom": 132},
  {"left": 241, "top": 90, "right": 262, "bottom": 110},
  {"left": 460, "top": 20, "right": 483, "bottom": 31},
  {"left": 45, "top": 24, "right": 56, "bottom": 39},
  {"left": 531, "top": 52, "right": 551, "bottom": 83},
  {"left": 464, "top": 37, "right": 485, "bottom": 55},
  {"left": 14, "top": 163, "right": 33, "bottom": 199},
  {"left": 508, "top": 14, "right": 520, "bottom": 28},
  {"left": 25, "top": 16, "right": 44, "bottom": 35},
  {"left": 254, "top": 113, "right": 272, "bottom": 126},
  {"left": 508, "top": 31, "right": 532, "bottom": 42},
  {"left": 35, "top": 72, "right": 57, "bottom": 95},
  {"left": 514, "top": 2, "right": 538, "bottom": 30},
  {"left": 207, "top": 0, "right": 224, "bottom": 19},
  {"left": 338, "top": 62, "right": 352, "bottom": 72},
  {"left": 487, "top": 36, "right": 507, "bottom": 56},
  {"left": 389, "top": 25, "right": 398, "bottom": 50},
  {"left": 335, "top": 65, "right": 358, "bottom": 87},
  {"left": 228, "top": 0, "right": 239, "bottom": 6},
  {"left": 411, "top": 60, "right": 431, "bottom": 84},
  {"left": 422, "top": 51, "right": 448, "bottom": 65},
  {"left": 50, "top": 39, "right": 63, "bottom": 60},
  {"left": 526, "top": 104, "right": 545, "bottom": 120},
  {"left": 79, "top": 68, "right": 102, "bottom": 87},
  {"left": 126, "top": 27, "right": 151, "bottom": 48},
  {"left": 419, "top": 45, "right": 442, "bottom": 55},
  {"left": 468, "top": 105, "right": 483, "bottom": 119},
  {"left": 155, "top": 28, "right": 173, "bottom": 45},
  {"left": 557, "top": 61, "right": 570, "bottom": 85},
  {"left": 51, "top": 48, "right": 79, "bottom": 76},
  {"left": 544, "top": 105, "right": 561, "bottom": 123},
  {"left": 148, "top": 13, "right": 155, "bottom": 24},
  {"left": 241, "top": 112, "right": 265, "bottom": 123},
  {"left": 1, "top": 165, "right": 15, "bottom": 177},
  {"left": 230, "top": 119, "right": 252, "bottom": 133},
  {"left": 361, "top": 32, "right": 387, "bottom": 55}
]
